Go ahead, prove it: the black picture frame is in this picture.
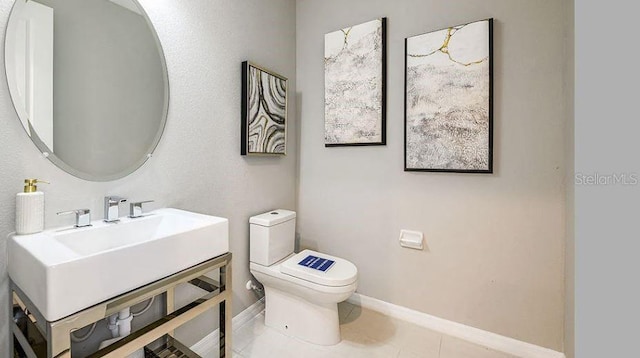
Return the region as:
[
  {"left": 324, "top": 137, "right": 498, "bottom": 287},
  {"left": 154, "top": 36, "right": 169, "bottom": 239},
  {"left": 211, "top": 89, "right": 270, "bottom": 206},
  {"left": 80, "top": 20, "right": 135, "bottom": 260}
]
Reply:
[
  {"left": 324, "top": 17, "right": 387, "bottom": 147},
  {"left": 241, "top": 61, "right": 288, "bottom": 156},
  {"left": 404, "top": 18, "right": 493, "bottom": 173}
]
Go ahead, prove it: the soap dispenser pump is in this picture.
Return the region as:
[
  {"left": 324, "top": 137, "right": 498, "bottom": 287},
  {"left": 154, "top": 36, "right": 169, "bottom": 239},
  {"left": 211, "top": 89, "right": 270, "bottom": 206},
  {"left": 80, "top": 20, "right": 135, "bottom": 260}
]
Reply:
[{"left": 16, "top": 179, "right": 49, "bottom": 235}]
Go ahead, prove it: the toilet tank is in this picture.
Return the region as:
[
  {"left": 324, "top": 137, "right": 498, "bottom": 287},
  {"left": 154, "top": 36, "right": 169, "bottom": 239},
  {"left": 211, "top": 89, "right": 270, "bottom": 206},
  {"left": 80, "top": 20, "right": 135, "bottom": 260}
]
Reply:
[{"left": 249, "top": 209, "right": 296, "bottom": 266}]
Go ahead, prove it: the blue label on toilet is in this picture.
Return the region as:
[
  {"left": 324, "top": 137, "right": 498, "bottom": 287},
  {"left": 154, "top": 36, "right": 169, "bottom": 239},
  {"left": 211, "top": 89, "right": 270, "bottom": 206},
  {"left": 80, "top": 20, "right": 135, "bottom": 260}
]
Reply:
[{"left": 298, "top": 255, "right": 335, "bottom": 272}]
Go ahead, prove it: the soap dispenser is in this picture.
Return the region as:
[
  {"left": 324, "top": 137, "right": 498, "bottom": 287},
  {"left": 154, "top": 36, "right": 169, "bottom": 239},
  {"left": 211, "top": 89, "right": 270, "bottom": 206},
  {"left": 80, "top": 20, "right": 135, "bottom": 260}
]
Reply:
[{"left": 16, "top": 179, "right": 49, "bottom": 235}]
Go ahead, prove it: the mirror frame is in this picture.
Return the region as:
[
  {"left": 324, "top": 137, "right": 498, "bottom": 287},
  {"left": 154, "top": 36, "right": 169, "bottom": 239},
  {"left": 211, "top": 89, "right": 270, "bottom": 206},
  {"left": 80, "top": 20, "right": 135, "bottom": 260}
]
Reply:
[{"left": 4, "top": 0, "right": 170, "bottom": 181}]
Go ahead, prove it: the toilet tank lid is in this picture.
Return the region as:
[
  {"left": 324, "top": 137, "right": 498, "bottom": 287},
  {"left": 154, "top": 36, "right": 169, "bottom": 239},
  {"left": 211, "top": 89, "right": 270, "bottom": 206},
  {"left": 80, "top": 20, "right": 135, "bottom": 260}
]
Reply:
[{"left": 250, "top": 209, "right": 296, "bottom": 227}]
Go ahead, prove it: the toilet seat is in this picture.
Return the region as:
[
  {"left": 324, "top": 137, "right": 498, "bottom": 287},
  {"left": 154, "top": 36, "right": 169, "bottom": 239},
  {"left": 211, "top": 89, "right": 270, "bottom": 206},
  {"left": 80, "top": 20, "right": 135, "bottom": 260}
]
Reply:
[
  {"left": 250, "top": 259, "right": 357, "bottom": 299},
  {"left": 280, "top": 249, "right": 357, "bottom": 287}
]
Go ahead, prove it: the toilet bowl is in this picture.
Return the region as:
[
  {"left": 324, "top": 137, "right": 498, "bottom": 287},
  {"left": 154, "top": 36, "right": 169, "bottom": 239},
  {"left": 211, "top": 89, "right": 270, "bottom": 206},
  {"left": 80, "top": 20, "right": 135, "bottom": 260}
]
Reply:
[{"left": 248, "top": 210, "right": 358, "bottom": 345}]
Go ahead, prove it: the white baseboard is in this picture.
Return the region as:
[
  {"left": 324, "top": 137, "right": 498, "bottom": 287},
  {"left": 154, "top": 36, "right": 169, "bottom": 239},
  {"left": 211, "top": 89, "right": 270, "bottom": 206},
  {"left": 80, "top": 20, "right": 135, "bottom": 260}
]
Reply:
[
  {"left": 191, "top": 293, "right": 565, "bottom": 358},
  {"left": 190, "top": 298, "right": 265, "bottom": 355},
  {"left": 231, "top": 298, "right": 266, "bottom": 329},
  {"left": 347, "top": 293, "right": 565, "bottom": 358}
]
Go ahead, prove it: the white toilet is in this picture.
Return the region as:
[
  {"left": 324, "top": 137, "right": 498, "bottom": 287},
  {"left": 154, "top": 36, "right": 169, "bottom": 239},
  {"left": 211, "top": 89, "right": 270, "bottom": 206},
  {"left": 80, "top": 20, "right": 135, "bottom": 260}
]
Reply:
[{"left": 249, "top": 209, "right": 358, "bottom": 345}]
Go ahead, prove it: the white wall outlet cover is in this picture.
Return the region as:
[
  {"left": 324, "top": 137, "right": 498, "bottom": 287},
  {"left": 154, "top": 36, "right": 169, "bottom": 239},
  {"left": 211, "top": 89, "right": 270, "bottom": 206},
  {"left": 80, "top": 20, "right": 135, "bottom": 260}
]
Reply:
[{"left": 399, "top": 229, "right": 424, "bottom": 250}]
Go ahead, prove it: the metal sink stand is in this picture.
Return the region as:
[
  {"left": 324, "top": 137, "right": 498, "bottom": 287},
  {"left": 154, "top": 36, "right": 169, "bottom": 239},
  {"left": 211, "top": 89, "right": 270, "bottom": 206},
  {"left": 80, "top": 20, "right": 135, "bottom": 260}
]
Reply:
[{"left": 10, "top": 252, "right": 232, "bottom": 358}]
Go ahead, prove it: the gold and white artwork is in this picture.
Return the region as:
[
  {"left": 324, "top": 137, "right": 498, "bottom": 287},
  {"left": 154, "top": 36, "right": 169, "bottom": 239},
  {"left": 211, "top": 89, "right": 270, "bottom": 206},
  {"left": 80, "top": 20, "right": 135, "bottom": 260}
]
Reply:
[{"left": 405, "top": 19, "right": 492, "bottom": 172}]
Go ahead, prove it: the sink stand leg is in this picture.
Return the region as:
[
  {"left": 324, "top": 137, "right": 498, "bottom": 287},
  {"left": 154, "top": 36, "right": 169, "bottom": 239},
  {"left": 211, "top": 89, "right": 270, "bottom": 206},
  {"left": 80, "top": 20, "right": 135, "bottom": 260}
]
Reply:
[
  {"left": 9, "top": 290, "right": 14, "bottom": 356},
  {"left": 166, "top": 286, "right": 175, "bottom": 337},
  {"left": 220, "top": 264, "right": 232, "bottom": 358}
]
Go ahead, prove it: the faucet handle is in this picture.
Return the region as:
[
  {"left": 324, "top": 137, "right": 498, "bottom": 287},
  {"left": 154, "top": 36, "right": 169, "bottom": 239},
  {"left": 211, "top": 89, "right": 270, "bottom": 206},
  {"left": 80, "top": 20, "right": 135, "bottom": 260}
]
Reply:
[
  {"left": 104, "top": 196, "right": 127, "bottom": 223},
  {"left": 57, "top": 209, "right": 92, "bottom": 228},
  {"left": 106, "top": 196, "right": 127, "bottom": 203},
  {"left": 129, "top": 200, "right": 154, "bottom": 218}
]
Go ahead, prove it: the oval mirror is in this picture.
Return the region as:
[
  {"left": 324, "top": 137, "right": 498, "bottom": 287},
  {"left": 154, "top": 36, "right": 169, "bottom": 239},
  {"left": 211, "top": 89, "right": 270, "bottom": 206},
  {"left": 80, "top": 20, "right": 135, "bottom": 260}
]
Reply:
[{"left": 5, "top": 0, "right": 169, "bottom": 181}]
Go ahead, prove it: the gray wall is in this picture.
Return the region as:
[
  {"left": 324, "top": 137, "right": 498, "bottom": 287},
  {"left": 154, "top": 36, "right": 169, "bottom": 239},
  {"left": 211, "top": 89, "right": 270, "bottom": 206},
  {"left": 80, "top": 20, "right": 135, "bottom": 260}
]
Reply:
[
  {"left": 574, "top": 1, "right": 639, "bottom": 356},
  {"left": 36, "top": 0, "right": 165, "bottom": 178},
  {"left": 563, "top": 0, "right": 574, "bottom": 357},
  {"left": 0, "top": 0, "right": 296, "bottom": 355},
  {"left": 296, "top": 0, "right": 571, "bottom": 351}
]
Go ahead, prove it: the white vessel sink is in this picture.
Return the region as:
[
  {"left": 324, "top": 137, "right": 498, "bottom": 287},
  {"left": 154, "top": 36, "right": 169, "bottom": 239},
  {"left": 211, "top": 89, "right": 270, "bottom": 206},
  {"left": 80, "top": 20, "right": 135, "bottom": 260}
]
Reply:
[{"left": 8, "top": 208, "right": 229, "bottom": 321}]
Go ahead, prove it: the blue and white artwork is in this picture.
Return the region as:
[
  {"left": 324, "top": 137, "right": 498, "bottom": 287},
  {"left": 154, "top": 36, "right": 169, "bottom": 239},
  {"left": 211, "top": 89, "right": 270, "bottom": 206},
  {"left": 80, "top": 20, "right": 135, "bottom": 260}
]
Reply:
[{"left": 405, "top": 19, "right": 493, "bottom": 172}]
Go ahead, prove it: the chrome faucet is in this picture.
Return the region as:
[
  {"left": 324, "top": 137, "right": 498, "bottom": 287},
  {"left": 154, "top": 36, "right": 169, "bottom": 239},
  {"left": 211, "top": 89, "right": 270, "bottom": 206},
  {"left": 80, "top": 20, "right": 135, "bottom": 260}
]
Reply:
[
  {"left": 129, "top": 200, "right": 154, "bottom": 218},
  {"left": 57, "top": 209, "right": 92, "bottom": 228},
  {"left": 104, "top": 196, "right": 127, "bottom": 222}
]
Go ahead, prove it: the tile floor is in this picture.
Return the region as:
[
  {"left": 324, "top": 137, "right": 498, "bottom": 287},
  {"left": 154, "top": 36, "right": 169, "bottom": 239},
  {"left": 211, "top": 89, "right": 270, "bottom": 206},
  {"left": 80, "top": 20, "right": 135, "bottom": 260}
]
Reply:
[{"left": 205, "top": 302, "right": 518, "bottom": 358}]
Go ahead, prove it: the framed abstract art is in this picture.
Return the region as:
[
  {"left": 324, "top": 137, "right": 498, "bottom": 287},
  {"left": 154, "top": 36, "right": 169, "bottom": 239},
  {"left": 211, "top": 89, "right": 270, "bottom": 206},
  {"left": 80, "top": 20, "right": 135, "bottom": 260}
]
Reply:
[
  {"left": 324, "top": 18, "right": 387, "bottom": 146},
  {"left": 404, "top": 19, "right": 493, "bottom": 173},
  {"left": 241, "top": 61, "right": 288, "bottom": 155}
]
